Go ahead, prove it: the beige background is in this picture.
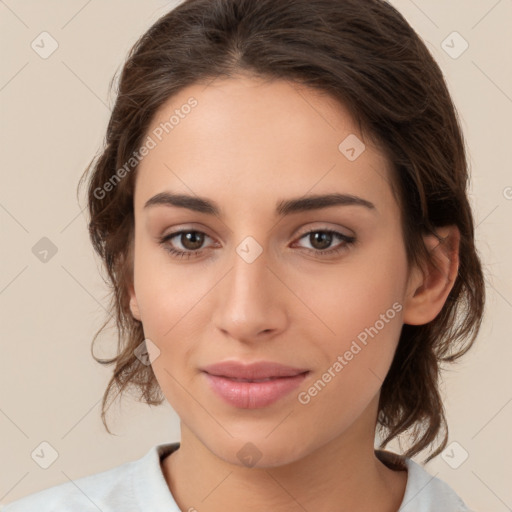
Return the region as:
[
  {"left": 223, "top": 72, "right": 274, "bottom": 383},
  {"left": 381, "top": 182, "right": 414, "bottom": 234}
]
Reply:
[{"left": 1, "top": 0, "right": 511, "bottom": 510}]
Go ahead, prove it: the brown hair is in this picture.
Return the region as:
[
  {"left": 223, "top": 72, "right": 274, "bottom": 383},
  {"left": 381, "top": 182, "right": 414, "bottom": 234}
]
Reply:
[{"left": 78, "top": 0, "right": 485, "bottom": 462}]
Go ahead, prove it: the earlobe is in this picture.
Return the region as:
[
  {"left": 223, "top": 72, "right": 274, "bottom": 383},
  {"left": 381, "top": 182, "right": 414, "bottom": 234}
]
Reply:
[
  {"left": 128, "top": 284, "right": 142, "bottom": 322},
  {"left": 402, "top": 225, "right": 460, "bottom": 326}
]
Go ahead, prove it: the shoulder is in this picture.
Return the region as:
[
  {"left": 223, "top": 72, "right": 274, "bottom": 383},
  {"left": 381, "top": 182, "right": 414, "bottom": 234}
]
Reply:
[
  {"left": 1, "top": 443, "right": 180, "bottom": 512},
  {"left": 401, "top": 457, "right": 475, "bottom": 512},
  {"left": 376, "top": 450, "right": 475, "bottom": 512}
]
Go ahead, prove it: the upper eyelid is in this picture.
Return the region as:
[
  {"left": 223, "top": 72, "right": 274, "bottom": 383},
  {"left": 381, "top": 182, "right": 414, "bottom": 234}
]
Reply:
[{"left": 154, "top": 211, "right": 357, "bottom": 236}]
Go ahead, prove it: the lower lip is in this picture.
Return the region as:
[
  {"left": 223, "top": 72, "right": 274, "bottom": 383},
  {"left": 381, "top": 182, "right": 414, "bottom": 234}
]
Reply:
[{"left": 203, "top": 372, "right": 309, "bottom": 409}]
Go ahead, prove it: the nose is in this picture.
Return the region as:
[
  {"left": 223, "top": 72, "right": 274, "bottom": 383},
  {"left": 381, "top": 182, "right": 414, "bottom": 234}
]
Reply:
[{"left": 212, "top": 242, "right": 288, "bottom": 344}]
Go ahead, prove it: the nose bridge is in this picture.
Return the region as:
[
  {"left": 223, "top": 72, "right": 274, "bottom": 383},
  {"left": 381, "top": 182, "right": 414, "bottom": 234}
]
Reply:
[{"left": 213, "top": 235, "right": 286, "bottom": 340}]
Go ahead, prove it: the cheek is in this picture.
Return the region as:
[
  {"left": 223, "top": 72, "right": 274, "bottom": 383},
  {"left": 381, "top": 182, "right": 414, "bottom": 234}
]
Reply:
[
  {"left": 132, "top": 234, "right": 207, "bottom": 337},
  {"left": 295, "top": 280, "right": 404, "bottom": 433},
  {"left": 297, "top": 242, "right": 407, "bottom": 346}
]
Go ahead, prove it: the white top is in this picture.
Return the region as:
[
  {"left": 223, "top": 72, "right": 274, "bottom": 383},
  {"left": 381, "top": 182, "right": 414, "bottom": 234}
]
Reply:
[{"left": 1, "top": 442, "right": 474, "bottom": 511}]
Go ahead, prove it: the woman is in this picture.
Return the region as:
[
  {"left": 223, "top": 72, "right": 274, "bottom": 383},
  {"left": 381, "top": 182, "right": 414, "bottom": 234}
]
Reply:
[{"left": 4, "top": 0, "right": 484, "bottom": 510}]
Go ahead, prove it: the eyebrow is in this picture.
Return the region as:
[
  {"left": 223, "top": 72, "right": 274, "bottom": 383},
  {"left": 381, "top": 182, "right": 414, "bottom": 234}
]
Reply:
[{"left": 143, "top": 191, "right": 376, "bottom": 216}]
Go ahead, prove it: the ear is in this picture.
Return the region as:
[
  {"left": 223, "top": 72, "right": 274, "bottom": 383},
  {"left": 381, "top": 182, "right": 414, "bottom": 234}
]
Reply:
[
  {"left": 128, "top": 283, "right": 142, "bottom": 322},
  {"left": 402, "top": 225, "right": 460, "bottom": 326},
  {"left": 124, "top": 239, "right": 141, "bottom": 322}
]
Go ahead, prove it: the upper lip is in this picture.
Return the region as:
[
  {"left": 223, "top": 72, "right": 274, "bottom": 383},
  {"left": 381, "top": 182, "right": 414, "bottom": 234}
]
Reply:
[{"left": 201, "top": 361, "right": 310, "bottom": 380}]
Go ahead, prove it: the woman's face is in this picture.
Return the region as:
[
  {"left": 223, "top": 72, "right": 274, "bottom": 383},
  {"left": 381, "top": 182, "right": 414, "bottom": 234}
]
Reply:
[{"left": 129, "top": 74, "right": 420, "bottom": 467}]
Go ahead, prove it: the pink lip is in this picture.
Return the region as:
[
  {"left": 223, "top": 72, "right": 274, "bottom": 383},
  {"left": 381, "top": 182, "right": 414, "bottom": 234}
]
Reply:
[{"left": 200, "top": 361, "right": 310, "bottom": 409}]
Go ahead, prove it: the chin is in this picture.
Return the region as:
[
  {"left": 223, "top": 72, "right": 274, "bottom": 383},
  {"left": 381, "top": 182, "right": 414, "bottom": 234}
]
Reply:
[{"left": 206, "top": 434, "right": 309, "bottom": 469}]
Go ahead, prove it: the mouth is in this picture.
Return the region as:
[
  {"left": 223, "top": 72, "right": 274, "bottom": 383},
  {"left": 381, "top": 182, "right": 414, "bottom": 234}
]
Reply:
[{"left": 200, "top": 360, "right": 310, "bottom": 409}]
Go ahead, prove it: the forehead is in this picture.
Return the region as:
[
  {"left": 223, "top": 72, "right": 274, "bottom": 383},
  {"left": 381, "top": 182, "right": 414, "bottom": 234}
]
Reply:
[{"left": 134, "top": 75, "right": 396, "bottom": 218}]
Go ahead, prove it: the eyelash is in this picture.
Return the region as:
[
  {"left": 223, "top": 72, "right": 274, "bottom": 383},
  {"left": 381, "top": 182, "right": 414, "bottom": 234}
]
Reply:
[{"left": 158, "top": 228, "right": 356, "bottom": 260}]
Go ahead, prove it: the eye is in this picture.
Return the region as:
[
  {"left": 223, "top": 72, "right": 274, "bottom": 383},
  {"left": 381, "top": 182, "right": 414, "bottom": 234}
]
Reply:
[
  {"left": 158, "top": 230, "right": 215, "bottom": 259},
  {"left": 293, "top": 228, "right": 356, "bottom": 257}
]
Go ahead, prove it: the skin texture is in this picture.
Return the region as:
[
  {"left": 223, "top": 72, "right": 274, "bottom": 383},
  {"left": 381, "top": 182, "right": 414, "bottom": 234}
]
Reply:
[{"left": 128, "top": 74, "right": 460, "bottom": 512}]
